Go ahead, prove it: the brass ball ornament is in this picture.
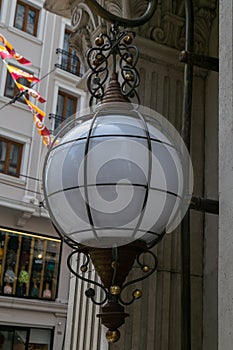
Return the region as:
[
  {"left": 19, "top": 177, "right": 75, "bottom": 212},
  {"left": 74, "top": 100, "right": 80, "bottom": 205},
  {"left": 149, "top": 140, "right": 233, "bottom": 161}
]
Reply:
[
  {"left": 106, "top": 329, "right": 121, "bottom": 343},
  {"left": 110, "top": 285, "right": 121, "bottom": 295},
  {"left": 95, "top": 36, "right": 104, "bottom": 46},
  {"left": 133, "top": 289, "right": 142, "bottom": 299},
  {"left": 142, "top": 265, "right": 150, "bottom": 273}
]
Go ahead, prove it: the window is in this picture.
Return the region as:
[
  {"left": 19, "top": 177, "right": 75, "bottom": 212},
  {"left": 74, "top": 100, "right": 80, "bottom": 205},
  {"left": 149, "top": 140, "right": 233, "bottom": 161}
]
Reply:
[
  {"left": 0, "top": 227, "right": 61, "bottom": 300},
  {"left": 0, "top": 137, "right": 23, "bottom": 177},
  {"left": 55, "top": 29, "right": 81, "bottom": 76},
  {"left": 4, "top": 71, "right": 30, "bottom": 103},
  {"left": 0, "top": 326, "right": 52, "bottom": 349},
  {"left": 14, "top": 1, "right": 39, "bottom": 37},
  {"left": 54, "top": 90, "right": 77, "bottom": 129}
]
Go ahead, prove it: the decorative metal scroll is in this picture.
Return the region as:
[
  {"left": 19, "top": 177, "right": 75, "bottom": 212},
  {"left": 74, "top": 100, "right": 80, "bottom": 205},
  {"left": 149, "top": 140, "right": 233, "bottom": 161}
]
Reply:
[
  {"left": 67, "top": 249, "right": 108, "bottom": 306},
  {"left": 86, "top": 26, "right": 140, "bottom": 105},
  {"left": 66, "top": 243, "right": 158, "bottom": 308},
  {"left": 119, "top": 250, "right": 158, "bottom": 305}
]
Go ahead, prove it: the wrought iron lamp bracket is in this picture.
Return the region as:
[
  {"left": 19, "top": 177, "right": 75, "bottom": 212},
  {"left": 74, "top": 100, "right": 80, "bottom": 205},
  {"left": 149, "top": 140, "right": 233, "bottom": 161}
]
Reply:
[
  {"left": 86, "top": 26, "right": 140, "bottom": 106},
  {"left": 119, "top": 249, "right": 158, "bottom": 306},
  {"left": 85, "top": 0, "right": 157, "bottom": 106},
  {"left": 67, "top": 248, "right": 109, "bottom": 306},
  {"left": 66, "top": 243, "right": 158, "bottom": 308}
]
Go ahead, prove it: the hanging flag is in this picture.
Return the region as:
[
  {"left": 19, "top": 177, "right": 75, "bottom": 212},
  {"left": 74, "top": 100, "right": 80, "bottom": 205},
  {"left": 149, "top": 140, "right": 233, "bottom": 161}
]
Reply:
[
  {"left": 25, "top": 99, "right": 46, "bottom": 121},
  {"left": 0, "top": 45, "right": 13, "bottom": 60},
  {"left": 0, "top": 34, "right": 31, "bottom": 65},
  {"left": 6, "top": 64, "right": 40, "bottom": 83},
  {"left": 33, "top": 115, "right": 51, "bottom": 146},
  {"left": 0, "top": 34, "right": 52, "bottom": 147},
  {"left": 16, "top": 82, "right": 46, "bottom": 103}
]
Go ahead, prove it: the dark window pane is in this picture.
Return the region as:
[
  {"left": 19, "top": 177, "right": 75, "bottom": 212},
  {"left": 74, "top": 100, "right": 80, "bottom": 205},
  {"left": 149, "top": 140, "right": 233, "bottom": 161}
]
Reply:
[
  {"left": 63, "top": 32, "right": 70, "bottom": 52},
  {"left": 0, "top": 137, "right": 22, "bottom": 177},
  {"left": 0, "top": 330, "right": 14, "bottom": 350},
  {"left": 0, "top": 141, "right": 7, "bottom": 172},
  {"left": 13, "top": 330, "right": 27, "bottom": 349},
  {"left": 4, "top": 74, "right": 15, "bottom": 99},
  {"left": 56, "top": 94, "right": 64, "bottom": 116},
  {"left": 66, "top": 97, "right": 76, "bottom": 117},
  {"left": 15, "top": 4, "right": 25, "bottom": 30},
  {"left": 8, "top": 143, "right": 20, "bottom": 176},
  {"left": 26, "top": 9, "right": 36, "bottom": 35}
]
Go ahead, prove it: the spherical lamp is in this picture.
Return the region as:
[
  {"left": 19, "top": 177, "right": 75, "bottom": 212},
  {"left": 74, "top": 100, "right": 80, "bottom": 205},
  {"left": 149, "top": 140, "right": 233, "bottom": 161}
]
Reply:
[{"left": 43, "top": 101, "right": 193, "bottom": 250}]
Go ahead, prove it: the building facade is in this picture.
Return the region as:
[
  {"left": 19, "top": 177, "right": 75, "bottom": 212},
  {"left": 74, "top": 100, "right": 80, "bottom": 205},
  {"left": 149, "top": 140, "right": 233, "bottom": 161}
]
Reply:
[
  {"left": 0, "top": 0, "right": 223, "bottom": 350},
  {"left": 0, "top": 1, "right": 88, "bottom": 349},
  {"left": 43, "top": 1, "right": 220, "bottom": 350},
  {"left": 45, "top": 0, "right": 220, "bottom": 350}
]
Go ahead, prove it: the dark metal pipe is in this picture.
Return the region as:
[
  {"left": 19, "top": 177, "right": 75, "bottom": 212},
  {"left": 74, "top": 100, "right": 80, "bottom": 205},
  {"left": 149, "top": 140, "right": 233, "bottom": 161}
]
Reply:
[
  {"left": 181, "top": 1, "right": 194, "bottom": 349},
  {"left": 190, "top": 196, "right": 219, "bottom": 215},
  {"left": 180, "top": 50, "right": 219, "bottom": 72}
]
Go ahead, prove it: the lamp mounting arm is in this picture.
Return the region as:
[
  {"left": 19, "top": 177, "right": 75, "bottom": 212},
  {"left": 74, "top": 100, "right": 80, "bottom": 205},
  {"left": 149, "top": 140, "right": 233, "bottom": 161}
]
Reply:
[{"left": 86, "top": 0, "right": 157, "bottom": 28}]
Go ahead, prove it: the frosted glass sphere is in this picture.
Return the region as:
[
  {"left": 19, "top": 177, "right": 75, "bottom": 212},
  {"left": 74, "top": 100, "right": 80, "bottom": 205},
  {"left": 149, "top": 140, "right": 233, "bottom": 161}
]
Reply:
[{"left": 43, "top": 103, "right": 193, "bottom": 248}]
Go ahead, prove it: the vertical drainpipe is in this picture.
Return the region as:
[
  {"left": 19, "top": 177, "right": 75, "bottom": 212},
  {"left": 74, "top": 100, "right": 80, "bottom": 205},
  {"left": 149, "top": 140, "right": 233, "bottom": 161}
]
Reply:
[{"left": 181, "top": 0, "right": 194, "bottom": 350}]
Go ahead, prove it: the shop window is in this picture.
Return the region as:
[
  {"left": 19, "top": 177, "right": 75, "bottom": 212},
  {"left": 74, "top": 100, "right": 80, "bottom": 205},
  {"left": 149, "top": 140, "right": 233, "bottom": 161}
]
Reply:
[
  {"left": 54, "top": 90, "right": 77, "bottom": 129},
  {"left": 0, "top": 326, "right": 52, "bottom": 349},
  {"left": 0, "top": 227, "right": 61, "bottom": 300},
  {"left": 14, "top": 1, "right": 39, "bottom": 37},
  {"left": 0, "top": 136, "right": 23, "bottom": 177}
]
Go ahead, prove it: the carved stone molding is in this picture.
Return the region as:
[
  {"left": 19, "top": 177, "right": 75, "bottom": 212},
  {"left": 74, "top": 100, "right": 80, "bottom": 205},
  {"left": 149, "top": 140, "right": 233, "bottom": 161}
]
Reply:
[
  {"left": 138, "top": 0, "right": 217, "bottom": 54},
  {"left": 68, "top": 1, "right": 106, "bottom": 69},
  {"left": 44, "top": 0, "right": 218, "bottom": 57}
]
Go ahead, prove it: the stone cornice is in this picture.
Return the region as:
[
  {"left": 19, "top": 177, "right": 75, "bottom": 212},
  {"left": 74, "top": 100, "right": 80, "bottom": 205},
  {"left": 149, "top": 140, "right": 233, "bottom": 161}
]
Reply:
[
  {"left": 44, "top": 0, "right": 217, "bottom": 55},
  {"left": 0, "top": 296, "right": 68, "bottom": 315}
]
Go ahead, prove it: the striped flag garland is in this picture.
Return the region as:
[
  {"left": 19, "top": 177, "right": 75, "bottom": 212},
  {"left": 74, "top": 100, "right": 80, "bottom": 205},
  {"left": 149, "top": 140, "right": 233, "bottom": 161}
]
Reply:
[
  {"left": 0, "top": 34, "right": 32, "bottom": 65},
  {"left": 6, "top": 64, "right": 40, "bottom": 83},
  {"left": 0, "top": 34, "right": 52, "bottom": 146},
  {"left": 16, "top": 82, "right": 46, "bottom": 103}
]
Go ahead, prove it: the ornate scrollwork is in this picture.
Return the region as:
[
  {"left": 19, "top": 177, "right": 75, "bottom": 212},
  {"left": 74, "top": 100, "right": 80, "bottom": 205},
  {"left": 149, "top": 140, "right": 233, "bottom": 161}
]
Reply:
[
  {"left": 67, "top": 249, "right": 109, "bottom": 305},
  {"left": 86, "top": 26, "right": 140, "bottom": 105},
  {"left": 86, "top": 32, "right": 112, "bottom": 104},
  {"left": 119, "top": 249, "right": 158, "bottom": 305},
  {"left": 138, "top": 0, "right": 217, "bottom": 54}
]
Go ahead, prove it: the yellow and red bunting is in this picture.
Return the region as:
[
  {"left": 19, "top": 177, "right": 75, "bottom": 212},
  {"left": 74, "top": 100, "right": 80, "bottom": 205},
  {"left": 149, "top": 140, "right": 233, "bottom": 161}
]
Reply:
[
  {"left": 0, "top": 34, "right": 31, "bottom": 65},
  {"left": 6, "top": 64, "right": 40, "bottom": 83},
  {"left": 25, "top": 99, "right": 46, "bottom": 121},
  {"left": 16, "top": 82, "right": 46, "bottom": 103},
  {"left": 0, "top": 34, "right": 52, "bottom": 147}
]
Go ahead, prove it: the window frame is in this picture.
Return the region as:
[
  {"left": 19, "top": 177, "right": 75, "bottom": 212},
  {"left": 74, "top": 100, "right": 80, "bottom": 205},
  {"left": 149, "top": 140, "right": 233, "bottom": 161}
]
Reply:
[
  {"left": 0, "top": 136, "right": 23, "bottom": 177},
  {"left": 55, "top": 89, "right": 78, "bottom": 129},
  {"left": 14, "top": 0, "right": 39, "bottom": 37},
  {"left": 62, "top": 29, "right": 81, "bottom": 75}
]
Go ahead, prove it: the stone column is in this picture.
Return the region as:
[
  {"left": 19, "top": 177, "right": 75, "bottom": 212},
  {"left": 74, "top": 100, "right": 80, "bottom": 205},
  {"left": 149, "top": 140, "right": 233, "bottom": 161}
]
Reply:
[{"left": 219, "top": 0, "right": 233, "bottom": 348}]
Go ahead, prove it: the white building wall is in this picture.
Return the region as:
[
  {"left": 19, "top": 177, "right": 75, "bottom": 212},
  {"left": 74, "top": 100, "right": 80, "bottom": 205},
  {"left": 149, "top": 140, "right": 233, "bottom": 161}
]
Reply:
[{"left": 0, "top": 1, "right": 85, "bottom": 348}]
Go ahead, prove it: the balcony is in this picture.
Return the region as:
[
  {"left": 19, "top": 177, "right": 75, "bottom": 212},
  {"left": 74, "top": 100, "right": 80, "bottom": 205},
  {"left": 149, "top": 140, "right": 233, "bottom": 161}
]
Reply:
[
  {"left": 55, "top": 48, "right": 83, "bottom": 77},
  {"left": 49, "top": 113, "right": 64, "bottom": 131}
]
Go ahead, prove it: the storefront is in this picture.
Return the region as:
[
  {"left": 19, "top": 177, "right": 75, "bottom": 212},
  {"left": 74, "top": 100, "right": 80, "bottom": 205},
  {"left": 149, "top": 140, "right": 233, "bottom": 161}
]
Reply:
[
  {"left": 0, "top": 222, "right": 69, "bottom": 350},
  {"left": 0, "top": 227, "right": 61, "bottom": 300},
  {"left": 0, "top": 326, "right": 52, "bottom": 350}
]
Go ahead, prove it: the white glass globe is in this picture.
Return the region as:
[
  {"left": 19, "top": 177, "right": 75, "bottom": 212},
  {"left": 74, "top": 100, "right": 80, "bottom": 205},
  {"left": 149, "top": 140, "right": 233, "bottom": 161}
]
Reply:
[{"left": 43, "top": 103, "right": 193, "bottom": 248}]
